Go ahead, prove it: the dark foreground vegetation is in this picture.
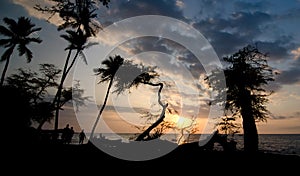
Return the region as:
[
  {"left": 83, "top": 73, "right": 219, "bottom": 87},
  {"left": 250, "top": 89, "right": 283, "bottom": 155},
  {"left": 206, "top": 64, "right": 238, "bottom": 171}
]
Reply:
[{"left": 5, "top": 130, "right": 300, "bottom": 172}]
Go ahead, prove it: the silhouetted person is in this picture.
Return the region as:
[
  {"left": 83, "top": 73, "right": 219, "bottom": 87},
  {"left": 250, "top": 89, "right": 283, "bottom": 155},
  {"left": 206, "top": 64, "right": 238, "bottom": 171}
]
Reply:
[
  {"left": 79, "top": 129, "right": 86, "bottom": 144},
  {"left": 61, "top": 124, "right": 70, "bottom": 144},
  {"left": 67, "top": 126, "right": 74, "bottom": 144}
]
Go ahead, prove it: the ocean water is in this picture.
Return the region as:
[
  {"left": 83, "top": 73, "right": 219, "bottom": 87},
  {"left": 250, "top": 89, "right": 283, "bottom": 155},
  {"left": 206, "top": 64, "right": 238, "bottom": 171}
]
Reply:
[{"left": 70, "top": 133, "right": 300, "bottom": 156}]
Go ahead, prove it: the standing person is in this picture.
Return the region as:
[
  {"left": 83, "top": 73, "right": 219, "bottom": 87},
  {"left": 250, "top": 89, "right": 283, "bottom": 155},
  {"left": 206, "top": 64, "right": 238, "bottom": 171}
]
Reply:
[
  {"left": 61, "top": 124, "right": 70, "bottom": 144},
  {"left": 79, "top": 129, "right": 86, "bottom": 144},
  {"left": 67, "top": 126, "right": 74, "bottom": 144}
]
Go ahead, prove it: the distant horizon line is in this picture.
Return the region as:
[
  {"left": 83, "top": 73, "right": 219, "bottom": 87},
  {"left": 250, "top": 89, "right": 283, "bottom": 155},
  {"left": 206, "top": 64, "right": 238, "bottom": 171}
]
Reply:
[{"left": 38, "top": 130, "right": 300, "bottom": 135}]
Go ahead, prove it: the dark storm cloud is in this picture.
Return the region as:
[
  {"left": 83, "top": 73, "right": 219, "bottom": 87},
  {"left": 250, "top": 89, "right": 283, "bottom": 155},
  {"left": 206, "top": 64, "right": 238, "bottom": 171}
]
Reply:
[
  {"left": 256, "top": 38, "right": 295, "bottom": 61},
  {"left": 277, "top": 65, "right": 300, "bottom": 85},
  {"left": 114, "top": 36, "right": 205, "bottom": 79},
  {"left": 233, "top": 1, "right": 269, "bottom": 12},
  {"left": 275, "top": 7, "right": 300, "bottom": 20},
  {"left": 103, "top": 0, "right": 300, "bottom": 86},
  {"left": 191, "top": 5, "right": 300, "bottom": 85},
  {"left": 231, "top": 11, "right": 272, "bottom": 35},
  {"left": 193, "top": 11, "right": 275, "bottom": 58},
  {"left": 106, "top": 0, "right": 186, "bottom": 21},
  {"left": 100, "top": 0, "right": 188, "bottom": 28},
  {"left": 126, "top": 37, "right": 170, "bottom": 55}
]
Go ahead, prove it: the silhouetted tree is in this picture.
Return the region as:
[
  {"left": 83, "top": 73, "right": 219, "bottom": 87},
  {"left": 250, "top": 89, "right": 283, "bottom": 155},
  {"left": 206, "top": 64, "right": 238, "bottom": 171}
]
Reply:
[
  {"left": 35, "top": 0, "right": 110, "bottom": 132},
  {"left": 216, "top": 115, "right": 241, "bottom": 142},
  {"left": 0, "top": 17, "right": 42, "bottom": 86},
  {"left": 35, "top": 0, "right": 110, "bottom": 36},
  {"left": 38, "top": 80, "right": 89, "bottom": 130},
  {"left": 132, "top": 79, "right": 167, "bottom": 141},
  {"left": 111, "top": 60, "right": 168, "bottom": 141},
  {"left": 1, "top": 65, "right": 60, "bottom": 144},
  {"left": 206, "top": 45, "right": 277, "bottom": 152},
  {"left": 7, "top": 64, "right": 89, "bottom": 130},
  {"left": 33, "top": 64, "right": 62, "bottom": 104},
  {"left": 71, "top": 80, "right": 91, "bottom": 112},
  {"left": 5, "top": 64, "right": 61, "bottom": 129},
  {"left": 1, "top": 85, "right": 34, "bottom": 144},
  {"left": 53, "top": 28, "right": 91, "bottom": 131},
  {"left": 90, "top": 55, "right": 124, "bottom": 139},
  {"left": 135, "top": 111, "right": 175, "bottom": 141}
]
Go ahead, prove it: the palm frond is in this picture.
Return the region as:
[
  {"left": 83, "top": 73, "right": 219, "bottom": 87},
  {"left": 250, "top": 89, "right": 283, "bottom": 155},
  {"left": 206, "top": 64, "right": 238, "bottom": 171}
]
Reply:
[
  {"left": 28, "top": 27, "right": 42, "bottom": 34},
  {"left": 0, "top": 39, "right": 11, "bottom": 47},
  {"left": 1, "top": 46, "right": 14, "bottom": 62},
  {"left": 79, "top": 51, "right": 88, "bottom": 65},
  {"left": 85, "top": 42, "right": 98, "bottom": 49},
  {"left": 17, "top": 44, "right": 32, "bottom": 62},
  {"left": 3, "top": 17, "right": 17, "bottom": 28},
  {"left": 0, "top": 25, "right": 13, "bottom": 37},
  {"left": 28, "top": 37, "right": 42, "bottom": 43}
]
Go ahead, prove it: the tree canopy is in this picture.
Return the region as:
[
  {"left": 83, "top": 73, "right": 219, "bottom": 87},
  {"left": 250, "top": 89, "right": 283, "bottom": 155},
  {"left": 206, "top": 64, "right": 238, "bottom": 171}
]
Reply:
[{"left": 207, "top": 44, "right": 277, "bottom": 152}]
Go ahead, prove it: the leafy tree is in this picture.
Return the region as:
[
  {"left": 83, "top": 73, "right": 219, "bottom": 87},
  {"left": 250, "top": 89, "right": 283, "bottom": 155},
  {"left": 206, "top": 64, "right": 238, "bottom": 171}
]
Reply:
[
  {"left": 5, "top": 65, "right": 88, "bottom": 132},
  {"left": 0, "top": 17, "right": 42, "bottom": 86},
  {"left": 206, "top": 45, "right": 277, "bottom": 152},
  {"left": 33, "top": 64, "right": 62, "bottom": 104},
  {"left": 216, "top": 116, "right": 241, "bottom": 140},
  {"left": 111, "top": 60, "right": 168, "bottom": 141},
  {"left": 6, "top": 64, "right": 61, "bottom": 129}
]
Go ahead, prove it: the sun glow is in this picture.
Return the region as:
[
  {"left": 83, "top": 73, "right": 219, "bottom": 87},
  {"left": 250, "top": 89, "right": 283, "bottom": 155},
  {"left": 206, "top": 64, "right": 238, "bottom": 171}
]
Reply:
[{"left": 167, "top": 114, "right": 194, "bottom": 129}]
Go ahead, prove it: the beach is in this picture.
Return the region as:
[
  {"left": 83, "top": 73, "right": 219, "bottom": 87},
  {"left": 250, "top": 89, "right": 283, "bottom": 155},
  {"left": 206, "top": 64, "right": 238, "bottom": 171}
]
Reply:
[{"left": 4, "top": 131, "right": 299, "bottom": 174}]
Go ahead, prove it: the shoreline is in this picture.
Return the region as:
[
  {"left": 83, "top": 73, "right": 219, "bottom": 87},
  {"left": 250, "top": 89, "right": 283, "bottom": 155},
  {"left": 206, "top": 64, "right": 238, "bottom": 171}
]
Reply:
[{"left": 5, "top": 140, "right": 300, "bottom": 173}]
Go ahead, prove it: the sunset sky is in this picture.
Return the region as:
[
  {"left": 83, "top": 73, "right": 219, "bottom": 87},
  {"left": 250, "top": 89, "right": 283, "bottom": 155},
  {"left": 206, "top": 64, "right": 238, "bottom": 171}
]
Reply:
[{"left": 0, "top": 0, "right": 300, "bottom": 135}]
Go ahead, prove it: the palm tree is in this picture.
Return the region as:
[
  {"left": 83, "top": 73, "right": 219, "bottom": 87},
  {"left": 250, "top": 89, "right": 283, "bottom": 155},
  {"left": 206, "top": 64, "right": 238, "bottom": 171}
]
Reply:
[
  {"left": 0, "top": 17, "right": 42, "bottom": 86},
  {"left": 52, "top": 29, "right": 90, "bottom": 131},
  {"left": 56, "top": 0, "right": 101, "bottom": 37},
  {"left": 34, "top": 0, "right": 110, "bottom": 37},
  {"left": 34, "top": 1, "right": 110, "bottom": 134},
  {"left": 90, "top": 55, "right": 124, "bottom": 139}
]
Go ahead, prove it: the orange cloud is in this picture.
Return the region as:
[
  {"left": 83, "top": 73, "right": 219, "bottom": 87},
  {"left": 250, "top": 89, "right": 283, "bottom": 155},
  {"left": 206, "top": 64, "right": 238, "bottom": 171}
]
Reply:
[
  {"left": 291, "top": 47, "right": 300, "bottom": 60},
  {"left": 12, "top": 0, "right": 64, "bottom": 26}
]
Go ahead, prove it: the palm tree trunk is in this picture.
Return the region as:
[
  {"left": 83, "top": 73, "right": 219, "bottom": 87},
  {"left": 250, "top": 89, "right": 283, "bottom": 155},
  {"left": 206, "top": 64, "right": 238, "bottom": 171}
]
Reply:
[
  {"left": 0, "top": 46, "right": 14, "bottom": 87},
  {"left": 53, "top": 50, "right": 80, "bottom": 132},
  {"left": 0, "top": 56, "right": 10, "bottom": 87},
  {"left": 53, "top": 49, "right": 72, "bottom": 131},
  {"left": 135, "top": 82, "right": 168, "bottom": 141},
  {"left": 90, "top": 76, "right": 114, "bottom": 139},
  {"left": 37, "top": 49, "right": 81, "bottom": 132}
]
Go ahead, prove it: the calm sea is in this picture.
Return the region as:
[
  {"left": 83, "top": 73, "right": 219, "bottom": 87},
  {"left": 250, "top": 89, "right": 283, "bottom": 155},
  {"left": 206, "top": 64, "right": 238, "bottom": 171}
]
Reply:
[{"left": 70, "top": 133, "right": 300, "bottom": 156}]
